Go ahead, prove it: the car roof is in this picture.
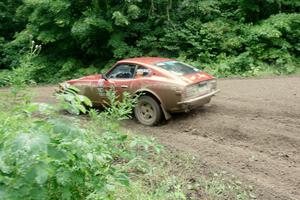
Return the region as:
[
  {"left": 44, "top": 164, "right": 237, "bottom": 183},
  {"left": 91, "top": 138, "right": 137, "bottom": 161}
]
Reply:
[{"left": 118, "top": 57, "right": 174, "bottom": 65}]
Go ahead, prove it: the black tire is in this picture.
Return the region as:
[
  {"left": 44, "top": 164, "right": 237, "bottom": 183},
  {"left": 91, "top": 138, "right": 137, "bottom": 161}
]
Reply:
[{"left": 134, "top": 96, "right": 162, "bottom": 126}]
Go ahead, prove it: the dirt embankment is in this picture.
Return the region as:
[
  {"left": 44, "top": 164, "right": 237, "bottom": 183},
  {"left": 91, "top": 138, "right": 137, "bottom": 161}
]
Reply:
[
  {"left": 126, "top": 76, "right": 300, "bottom": 200},
  {"left": 11, "top": 77, "right": 300, "bottom": 200}
]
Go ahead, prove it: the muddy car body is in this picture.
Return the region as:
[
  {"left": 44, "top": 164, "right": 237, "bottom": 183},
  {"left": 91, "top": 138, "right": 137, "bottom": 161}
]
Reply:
[{"left": 59, "top": 57, "right": 219, "bottom": 125}]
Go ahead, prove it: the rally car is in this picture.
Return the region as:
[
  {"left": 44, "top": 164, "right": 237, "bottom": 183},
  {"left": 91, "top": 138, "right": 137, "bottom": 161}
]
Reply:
[{"left": 59, "top": 57, "right": 219, "bottom": 125}]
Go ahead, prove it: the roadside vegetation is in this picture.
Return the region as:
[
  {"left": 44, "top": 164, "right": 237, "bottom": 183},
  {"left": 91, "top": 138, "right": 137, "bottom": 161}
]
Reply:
[
  {"left": 0, "top": 77, "right": 176, "bottom": 199},
  {"left": 0, "top": 74, "right": 255, "bottom": 199},
  {"left": 0, "top": 0, "right": 300, "bottom": 84}
]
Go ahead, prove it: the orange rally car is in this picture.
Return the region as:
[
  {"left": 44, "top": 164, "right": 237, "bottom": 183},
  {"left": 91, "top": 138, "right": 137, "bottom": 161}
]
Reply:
[{"left": 59, "top": 57, "right": 220, "bottom": 125}]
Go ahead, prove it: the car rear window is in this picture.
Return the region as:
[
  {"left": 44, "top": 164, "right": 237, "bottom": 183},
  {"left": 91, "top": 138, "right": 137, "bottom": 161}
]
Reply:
[{"left": 155, "top": 61, "right": 200, "bottom": 75}]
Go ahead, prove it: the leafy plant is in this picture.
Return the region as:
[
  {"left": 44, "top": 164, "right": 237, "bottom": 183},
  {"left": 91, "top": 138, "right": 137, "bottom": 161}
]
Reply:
[
  {"left": 55, "top": 85, "right": 92, "bottom": 115},
  {"left": 0, "top": 84, "right": 174, "bottom": 200},
  {"left": 102, "top": 89, "right": 139, "bottom": 121}
]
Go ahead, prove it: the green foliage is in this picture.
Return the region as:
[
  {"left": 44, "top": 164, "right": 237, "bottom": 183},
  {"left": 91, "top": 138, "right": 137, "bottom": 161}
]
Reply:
[
  {"left": 0, "top": 0, "right": 300, "bottom": 81},
  {"left": 102, "top": 89, "right": 139, "bottom": 121},
  {"left": 55, "top": 85, "right": 92, "bottom": 115},
  {"left": 157, "top": 11, "right": 300, "bottom": 77},
  {"left": 0, "top": 108, "right": 126, "bottom": 199},
  {"left": 240, "top": 0, "right": 300, "bottom": 22},
  {"left": 0, "top": 84, "right": 183, "bottom": 200},
  {"left": 0, "top": 0, "right": 24, "bottom": 69},
  {"left": 0, "top": 70, "right": 11, "bottom": 87}
]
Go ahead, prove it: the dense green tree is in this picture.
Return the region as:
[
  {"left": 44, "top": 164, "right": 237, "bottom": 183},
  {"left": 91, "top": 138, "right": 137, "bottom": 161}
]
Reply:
[
  {"left": 0, "top": 0, "right": 299, "bottom": 82},
  {"left": 0, "top": 0, "right": 24, "bottom": 69},
  {"left": 240, "top": 0, "right": 300, "bottom": 22}
]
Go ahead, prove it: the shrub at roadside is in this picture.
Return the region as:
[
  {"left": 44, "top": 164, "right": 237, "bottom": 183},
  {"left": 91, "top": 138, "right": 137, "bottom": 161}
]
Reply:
[{"left": 0, "top": 86, "right": 185, "bottom": 199}]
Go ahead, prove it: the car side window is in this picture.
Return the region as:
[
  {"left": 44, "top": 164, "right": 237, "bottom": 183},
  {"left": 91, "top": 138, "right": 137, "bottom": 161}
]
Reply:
[
  {"left": 135, "top": 66, "right": 151, "bottom": 77},
  {"left": 106, "top": 64, "right": 136, "bottom": 79}
]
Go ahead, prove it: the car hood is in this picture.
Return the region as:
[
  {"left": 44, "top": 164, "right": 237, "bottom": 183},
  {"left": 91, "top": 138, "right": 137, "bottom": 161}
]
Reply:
[
  {"left": 66, "top": 74, "right": 102, "bottom": 84},
  {"left": 78, "top": 74, "right": 102, "bottom": 80}
]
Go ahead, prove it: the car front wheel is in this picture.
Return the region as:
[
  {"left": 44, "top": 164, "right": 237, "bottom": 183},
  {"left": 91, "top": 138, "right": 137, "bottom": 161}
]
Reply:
[{"left": 134, "top": 96, "right": 162, "bottom": 126}]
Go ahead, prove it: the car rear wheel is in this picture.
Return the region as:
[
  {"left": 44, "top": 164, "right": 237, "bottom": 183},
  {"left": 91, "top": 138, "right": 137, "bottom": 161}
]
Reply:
[{"left": 134, "top": 96, "right": 162, "bottom": 126}]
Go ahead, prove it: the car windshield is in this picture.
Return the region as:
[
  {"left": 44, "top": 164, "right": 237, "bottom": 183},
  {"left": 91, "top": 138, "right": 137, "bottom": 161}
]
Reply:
[{"left": 155, "top": 61, "right": 200, "bottom": 75}]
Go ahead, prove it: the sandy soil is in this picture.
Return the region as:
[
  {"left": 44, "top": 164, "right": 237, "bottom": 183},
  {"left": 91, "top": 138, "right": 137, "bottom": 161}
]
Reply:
[
  {"left": 125, "top": 76, "right": 300, "bottom": 200},
  {"left": 10, "top": 77, "right": 300, "bottom": 200}
]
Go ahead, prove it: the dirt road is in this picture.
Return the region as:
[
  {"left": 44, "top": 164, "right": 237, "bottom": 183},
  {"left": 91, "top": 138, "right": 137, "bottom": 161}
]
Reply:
[
  {"left": 125, "top": 77, "right": 300, "bottom": 200},
  {"left": 27, "top": 77, "right": 300, "bottom": 199}
]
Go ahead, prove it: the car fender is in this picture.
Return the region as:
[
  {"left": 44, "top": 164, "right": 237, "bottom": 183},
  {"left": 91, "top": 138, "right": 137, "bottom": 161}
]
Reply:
[{"left": 134, "top": 88, "right": 172, "bottom": 120}]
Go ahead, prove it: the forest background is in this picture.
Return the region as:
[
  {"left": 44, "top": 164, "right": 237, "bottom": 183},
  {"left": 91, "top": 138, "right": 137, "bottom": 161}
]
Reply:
[{"left": 1, "top": 0, "right": 300, "bottom": 84}]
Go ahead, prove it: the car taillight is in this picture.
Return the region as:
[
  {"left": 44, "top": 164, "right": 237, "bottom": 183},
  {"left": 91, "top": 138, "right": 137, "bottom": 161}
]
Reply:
[
  {"left": 183, "top": 79, "right": 217, "bottom": 100},
  {"left": 184, "top": 85, "right": 199, "bottom": 99},
  {"left": 208, "top": 79, "right": 217, "bottom": 91}
]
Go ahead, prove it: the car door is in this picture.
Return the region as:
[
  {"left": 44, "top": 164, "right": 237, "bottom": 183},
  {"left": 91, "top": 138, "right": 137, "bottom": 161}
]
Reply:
[
  {"left": 129, "top": 65, "right": 152, "bottom": 91},
  {"left": 100, "top": 63, "right": 137, "bottom": 104}
]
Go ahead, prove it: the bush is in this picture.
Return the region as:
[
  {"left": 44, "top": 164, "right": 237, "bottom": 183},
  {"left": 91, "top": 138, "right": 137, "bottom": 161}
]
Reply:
[{"left": 0, "top": 84, "right": 187, "bottom": 199}]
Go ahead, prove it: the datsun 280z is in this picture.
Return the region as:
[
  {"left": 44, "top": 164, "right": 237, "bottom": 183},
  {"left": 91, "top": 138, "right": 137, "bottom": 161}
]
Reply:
[{"left": 58, "top": 57, "right": 220, "bottom": 126}]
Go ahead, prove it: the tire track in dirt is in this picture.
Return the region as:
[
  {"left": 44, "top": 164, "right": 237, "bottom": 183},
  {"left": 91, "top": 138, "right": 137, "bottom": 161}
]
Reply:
[{"left": 125, "top": 76, "right": 300, "bottom": 200}]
